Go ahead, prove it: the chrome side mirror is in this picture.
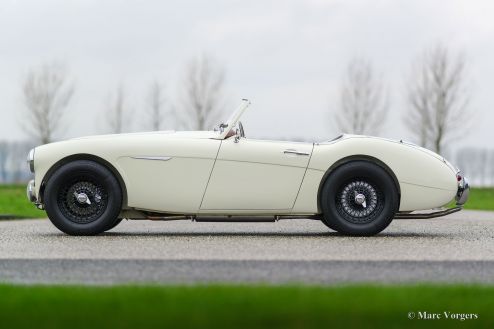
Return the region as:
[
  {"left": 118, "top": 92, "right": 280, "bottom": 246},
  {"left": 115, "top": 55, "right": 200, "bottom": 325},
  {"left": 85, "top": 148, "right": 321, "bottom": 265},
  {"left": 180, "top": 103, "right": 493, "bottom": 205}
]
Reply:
[
  {"left": 234, "top": 121, "right": 245, "bottom": 143},
  {"left": 238, "top": 121, "right": 245, "bottom": 138},
  {"left": 234, "top": 128, "right": 240, "bottom": 143}
]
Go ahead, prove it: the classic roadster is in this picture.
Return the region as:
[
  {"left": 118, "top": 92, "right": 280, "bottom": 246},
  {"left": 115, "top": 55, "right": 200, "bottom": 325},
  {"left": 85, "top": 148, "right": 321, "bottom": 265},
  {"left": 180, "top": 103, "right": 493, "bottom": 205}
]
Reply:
[{"left": 27, "top": 99, "right": 469, "bottom": 236}]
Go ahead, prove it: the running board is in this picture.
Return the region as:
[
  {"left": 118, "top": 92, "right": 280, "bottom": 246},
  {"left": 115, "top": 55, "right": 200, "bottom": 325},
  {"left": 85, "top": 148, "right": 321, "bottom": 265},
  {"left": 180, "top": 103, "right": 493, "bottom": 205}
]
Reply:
[
  {"left": 394, "top": 206, "right": 462, "bottom": 219},
  {"left": 141, "top": 213, "right": 322, "bottom": 222},
  {"left": 195, "top": 215, "right": 322, "bottom": 222},
  {"left": 195, "top": 216, "right": 276, "bottom": 222}
]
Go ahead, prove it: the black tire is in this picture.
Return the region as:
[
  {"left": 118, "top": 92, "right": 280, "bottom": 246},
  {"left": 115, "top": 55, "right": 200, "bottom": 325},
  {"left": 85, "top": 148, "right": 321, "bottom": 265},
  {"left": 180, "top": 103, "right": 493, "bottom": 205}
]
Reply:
[
  {"left": 320, "top": 161, "right": 399, "bottom": 236},
  {"left": 106, "top": 218, "right": 123, "bottom": 232},
  {"left": 44, "top": 160, "right": 122, "bottom": 235}
]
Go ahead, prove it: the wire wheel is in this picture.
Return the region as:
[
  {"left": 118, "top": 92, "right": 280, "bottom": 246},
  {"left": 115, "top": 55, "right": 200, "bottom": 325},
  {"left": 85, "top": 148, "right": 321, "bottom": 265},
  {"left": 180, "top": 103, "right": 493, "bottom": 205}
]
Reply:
[
  {"left": 335, "top": 179, "right": 384, "bottom": 224},
  {"left": 57, "top": 178, "right": 108, "bottom": 224}
]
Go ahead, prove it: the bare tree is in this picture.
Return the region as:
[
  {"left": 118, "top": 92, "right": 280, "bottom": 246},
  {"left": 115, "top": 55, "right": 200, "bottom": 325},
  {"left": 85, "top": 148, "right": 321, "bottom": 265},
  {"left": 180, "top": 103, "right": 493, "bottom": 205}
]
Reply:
[
  {"left": 334, "top": 58, "right": 388, "bottom": 135},
  {"left": 21, "top": 62, "right": 74, "bottom": 144},
  {"left": 180, "top": 54, "right": 226, "bottom": 130},
  {"left": 6, "top": 141, "right": 33, "bottom": 183},
  {"left": 105, "top": 84, "right": 131, "bottom": 134},
  {"left": 405, "top": 45, "right": 470, "bottom": 154},
  {"left": 146, "top": 80, "right": 166, "bottom": 131}
]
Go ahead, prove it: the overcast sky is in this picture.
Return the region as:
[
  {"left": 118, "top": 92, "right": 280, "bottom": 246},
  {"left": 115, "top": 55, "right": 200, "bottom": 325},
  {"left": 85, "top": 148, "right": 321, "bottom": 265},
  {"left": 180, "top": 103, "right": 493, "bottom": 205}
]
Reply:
[{"left": 0, "top": 0, "right": 493, "bottom": 149}]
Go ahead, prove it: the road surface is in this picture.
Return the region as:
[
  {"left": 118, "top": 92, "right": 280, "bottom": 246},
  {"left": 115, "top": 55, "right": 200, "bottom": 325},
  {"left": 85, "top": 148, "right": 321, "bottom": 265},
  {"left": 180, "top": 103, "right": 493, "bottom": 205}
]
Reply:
[{"left": 0, "top": 210, "right": 493, "bottom": 284}]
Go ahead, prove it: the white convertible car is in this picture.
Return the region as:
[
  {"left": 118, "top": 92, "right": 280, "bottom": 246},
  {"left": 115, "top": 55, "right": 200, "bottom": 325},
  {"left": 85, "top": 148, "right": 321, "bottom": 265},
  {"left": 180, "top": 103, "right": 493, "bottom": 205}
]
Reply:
[{"left": 26, "top": 99, "right": 469, "bottom": 236}]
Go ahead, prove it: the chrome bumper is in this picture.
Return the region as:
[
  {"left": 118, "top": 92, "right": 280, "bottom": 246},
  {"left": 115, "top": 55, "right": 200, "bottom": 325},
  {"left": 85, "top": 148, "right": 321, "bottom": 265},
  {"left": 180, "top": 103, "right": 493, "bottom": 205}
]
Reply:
[
  {"left": 456, "top": 176, "right": 470, "bottom": 206},
  {"left": 26, "top": 179, "right": 36, "bottom": 203}
]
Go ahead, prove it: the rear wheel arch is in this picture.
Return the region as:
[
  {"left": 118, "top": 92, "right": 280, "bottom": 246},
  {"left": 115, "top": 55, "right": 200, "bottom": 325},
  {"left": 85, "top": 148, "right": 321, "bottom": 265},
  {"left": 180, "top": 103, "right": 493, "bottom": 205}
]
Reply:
[
  {"left": 40, "top": 154, "right": 128, "bottom": 207},
  {"left": 317, "top": 155, "right": 401, "bottom": 212}
]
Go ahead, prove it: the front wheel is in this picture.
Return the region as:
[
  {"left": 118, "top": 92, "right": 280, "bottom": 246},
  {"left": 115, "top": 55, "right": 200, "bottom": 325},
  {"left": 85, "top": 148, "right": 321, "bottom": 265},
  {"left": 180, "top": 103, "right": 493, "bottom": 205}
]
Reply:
[
  {"left": 320, "top": 161, "right": 399, "bottom": 236},
  {"left": 44, "top": 160, "right": 122, "bottom": 235}
]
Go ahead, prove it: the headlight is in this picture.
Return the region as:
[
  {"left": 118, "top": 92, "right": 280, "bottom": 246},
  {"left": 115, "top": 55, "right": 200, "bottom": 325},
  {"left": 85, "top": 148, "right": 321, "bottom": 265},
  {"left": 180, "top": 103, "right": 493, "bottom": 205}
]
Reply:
[{"left": 27, "top": 148, "right": 35, "bottom": 173}]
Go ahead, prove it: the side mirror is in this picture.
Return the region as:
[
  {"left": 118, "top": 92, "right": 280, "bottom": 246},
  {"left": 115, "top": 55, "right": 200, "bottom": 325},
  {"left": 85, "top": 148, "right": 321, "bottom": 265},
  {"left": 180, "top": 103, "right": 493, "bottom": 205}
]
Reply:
[
  {"left": 234, "top": 121, "right": 245, "bottom": 143},
  {"left": 234, "top": 128, "right": 240, "bottom": 143},
  {"left": 238, "top": 121, "right": 245, "bottom": 138}
]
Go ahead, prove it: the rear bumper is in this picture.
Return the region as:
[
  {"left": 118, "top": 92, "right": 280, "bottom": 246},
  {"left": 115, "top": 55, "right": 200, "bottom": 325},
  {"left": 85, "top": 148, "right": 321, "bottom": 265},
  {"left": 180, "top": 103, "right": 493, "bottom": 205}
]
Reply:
[
  {"left": 456, "top": 176, "right": 470, "bottom": 206},
  {"left": 395, "top": 175, "right": 469, "bottom": 219}
]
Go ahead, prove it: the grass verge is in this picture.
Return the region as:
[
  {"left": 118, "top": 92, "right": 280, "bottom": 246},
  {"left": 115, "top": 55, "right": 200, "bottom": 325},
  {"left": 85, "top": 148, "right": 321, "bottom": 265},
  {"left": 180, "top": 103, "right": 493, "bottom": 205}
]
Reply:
[
  {"left": 0, "top": 284, "right": 492, "bottom": 329},
  {"left": 0, "top": 184, "right": 46, "bottom": 218},
  {"left": 463, "top": 188, "right": 494, "bottom": 211}
]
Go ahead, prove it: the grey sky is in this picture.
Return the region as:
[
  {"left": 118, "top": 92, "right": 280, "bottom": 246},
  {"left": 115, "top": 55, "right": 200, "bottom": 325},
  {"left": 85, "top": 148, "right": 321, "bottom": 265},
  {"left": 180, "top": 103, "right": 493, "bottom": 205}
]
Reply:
[{"left": 0, "top": 0, "right": 493, "bottom": 149}]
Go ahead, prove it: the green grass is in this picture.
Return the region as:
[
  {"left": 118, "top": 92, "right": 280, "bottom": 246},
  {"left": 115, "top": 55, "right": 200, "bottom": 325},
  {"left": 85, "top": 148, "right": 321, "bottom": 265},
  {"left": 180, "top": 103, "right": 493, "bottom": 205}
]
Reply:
[
  {"left": 0, "top": 284, "right": 492, "bottom": 329},
  {"left": 0, "top": 184, "right": 492, "bottom": 219},
  {"left": 462, "top": 188, "right": 494, "bottom": 211},
  {"left": 0, "top": 184, "right": 47, "bottom": 218}
]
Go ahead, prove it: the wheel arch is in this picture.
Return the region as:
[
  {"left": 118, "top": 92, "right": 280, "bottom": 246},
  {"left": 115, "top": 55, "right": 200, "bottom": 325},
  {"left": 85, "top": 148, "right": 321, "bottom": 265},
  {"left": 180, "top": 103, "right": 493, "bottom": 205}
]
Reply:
[
  {"left": 39, "top": 154, "right": 128, "bottom": 207},
  {"left": 316, "top": 155, "right": 401, "bottom": 212}
]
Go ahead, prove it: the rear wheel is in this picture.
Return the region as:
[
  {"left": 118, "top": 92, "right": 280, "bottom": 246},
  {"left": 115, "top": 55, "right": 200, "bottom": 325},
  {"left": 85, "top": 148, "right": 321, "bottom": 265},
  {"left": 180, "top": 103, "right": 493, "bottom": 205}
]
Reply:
[
  {"left": 320, "top": 161, "right": 399, "bottom": 236},
  {"left": 44, "top": 160, "right": 122, "bottom": 235},
  {"left": 106, "top": 218, "right": 123, "bottom": 231}
]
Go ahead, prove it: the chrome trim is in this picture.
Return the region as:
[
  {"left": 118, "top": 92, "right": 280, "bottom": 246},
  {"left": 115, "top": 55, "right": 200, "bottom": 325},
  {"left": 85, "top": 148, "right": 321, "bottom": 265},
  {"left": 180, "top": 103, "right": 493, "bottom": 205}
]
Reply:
[
  {"left": 395, "top": 206, "right": 462, "bottom": 219},
  {"left": 195, "top": 216, "right": 277, "bottom": 222},
  {"left": 219, "top": 123, "right": 228, "bottom": 133},
  {"left": 456, "top": 176, "right": 470, "bottom": 206},
  {"left": 283, "top": 149, "right": 310, "bottom": 156},
  {"left": 131, "top": 156, "right": 172, "bottom": 161},
  {"left": 74, "top": 191, "right": 91, "bottom": 205},
  {"left": 26, "top": 179, "right": 36, "bottom": 203},
  {"left": 354, "top": 192, "right": 367, "bottom": 208},
  {"left": 195, "top": 215, "right": 323, "bottom": 222},
  {"left": 27, "top": 148, "right": 35, "bottom": 173}
]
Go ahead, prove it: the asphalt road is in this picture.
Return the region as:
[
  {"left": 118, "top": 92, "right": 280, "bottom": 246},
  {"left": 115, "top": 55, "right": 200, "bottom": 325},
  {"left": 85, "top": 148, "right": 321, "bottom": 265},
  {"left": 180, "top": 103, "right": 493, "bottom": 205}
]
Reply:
[{"left": 1, "top": 210, "right": 494, "bottom": 285}]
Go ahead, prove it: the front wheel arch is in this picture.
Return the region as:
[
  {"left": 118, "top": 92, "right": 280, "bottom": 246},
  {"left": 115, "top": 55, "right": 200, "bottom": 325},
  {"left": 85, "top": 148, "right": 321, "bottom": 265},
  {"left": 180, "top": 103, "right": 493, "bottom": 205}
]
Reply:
[
  {"left": 317, "top": 155, "right": 401, "bottom": 213},
  {"left": 39, "top": 154, "right": 128, "bottom": 207}
]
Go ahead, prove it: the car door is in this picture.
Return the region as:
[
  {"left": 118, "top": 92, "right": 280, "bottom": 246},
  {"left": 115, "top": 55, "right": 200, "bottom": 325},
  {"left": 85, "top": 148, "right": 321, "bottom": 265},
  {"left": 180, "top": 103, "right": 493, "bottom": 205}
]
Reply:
[{"left": 200, "top": 138, "right": 314, "bottom": 212}]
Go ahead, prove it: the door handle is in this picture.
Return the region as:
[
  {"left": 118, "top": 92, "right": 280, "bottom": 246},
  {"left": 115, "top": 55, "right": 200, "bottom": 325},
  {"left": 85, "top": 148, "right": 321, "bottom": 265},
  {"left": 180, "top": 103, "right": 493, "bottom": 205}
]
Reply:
[{"left": 284, "top": 149, "right": 310, "bottom": 156}]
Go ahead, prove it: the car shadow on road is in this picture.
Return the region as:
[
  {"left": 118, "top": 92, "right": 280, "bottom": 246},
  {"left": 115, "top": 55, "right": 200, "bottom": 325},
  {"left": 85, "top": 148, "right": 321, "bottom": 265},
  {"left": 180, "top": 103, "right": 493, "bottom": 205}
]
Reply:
[{"left": 89, "top": 231, "right": 450, "bottom": 239}]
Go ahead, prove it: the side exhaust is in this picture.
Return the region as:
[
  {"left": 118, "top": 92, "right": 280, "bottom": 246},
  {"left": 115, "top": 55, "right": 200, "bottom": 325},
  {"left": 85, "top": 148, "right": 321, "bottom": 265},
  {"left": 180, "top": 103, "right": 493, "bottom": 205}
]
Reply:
[{"left": 395, "top": 206, "right": 462, "bottom": 219}]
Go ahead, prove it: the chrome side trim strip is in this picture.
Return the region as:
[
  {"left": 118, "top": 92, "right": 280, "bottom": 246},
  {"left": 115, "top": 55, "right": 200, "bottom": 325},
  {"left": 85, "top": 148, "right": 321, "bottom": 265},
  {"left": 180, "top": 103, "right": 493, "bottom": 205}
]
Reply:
[
  {"left": 283, "top": 149, "right": 310, "bottom": 156},
  {"left": 132, "top": 156, "right": 172, "bottom": 161}
]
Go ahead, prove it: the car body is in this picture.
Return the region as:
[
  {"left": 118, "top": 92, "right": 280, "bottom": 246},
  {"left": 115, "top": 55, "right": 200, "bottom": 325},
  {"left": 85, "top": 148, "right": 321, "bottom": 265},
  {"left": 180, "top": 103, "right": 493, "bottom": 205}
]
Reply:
[{"left": 27, "top": 100, "right": 469, "bottom": 236}]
